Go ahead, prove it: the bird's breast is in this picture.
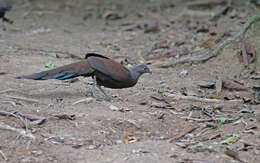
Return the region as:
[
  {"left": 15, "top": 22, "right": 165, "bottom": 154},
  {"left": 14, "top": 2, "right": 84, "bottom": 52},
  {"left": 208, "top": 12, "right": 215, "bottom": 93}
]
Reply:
[{"left": 95, "top": 72, "right": 136, "bottom": 89}]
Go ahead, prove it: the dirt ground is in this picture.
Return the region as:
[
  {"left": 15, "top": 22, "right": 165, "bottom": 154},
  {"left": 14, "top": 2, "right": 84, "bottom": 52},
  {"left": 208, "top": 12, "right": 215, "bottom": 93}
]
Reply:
[{"left": 0, "top": 0, "right": 260, "bottom": 162}]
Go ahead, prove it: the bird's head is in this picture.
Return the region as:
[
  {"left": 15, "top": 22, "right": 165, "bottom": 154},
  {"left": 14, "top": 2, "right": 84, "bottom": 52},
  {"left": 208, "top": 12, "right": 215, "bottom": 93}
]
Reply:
[{"left": 133, "top": 64, "right": 152, "bottom": 75}]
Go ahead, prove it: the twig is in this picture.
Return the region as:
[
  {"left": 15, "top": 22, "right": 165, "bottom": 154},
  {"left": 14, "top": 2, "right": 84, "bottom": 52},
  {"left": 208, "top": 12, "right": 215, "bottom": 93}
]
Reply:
[
  {"left": 2, "top": 95, "right": 39, "bottom": 103},
  {"left": 166, "top": 93, "right": 242, "bottom": 103},
  {"left": 180, "top": 116, "right": 214, "bottom": 122},
  {"left": 0, "top": 111, "right": 30, "bottom": 130},
  {"left": 0, "top": 89, "right": 16, "bottom": 94},
  {"left": 0, "top": 150, "right": 7, "bottom": 161},
  {"left": 0, "top": 122, "right": 35, "bottom": 140},
  {"left": 72, "top": 97, "right": 94, "bottom": 105},
  {"left": 154, "top": 11, "right": 260, "bottom": 68},
  {"left": 168, "top": 126, "right": 199, "bottom": 142}
]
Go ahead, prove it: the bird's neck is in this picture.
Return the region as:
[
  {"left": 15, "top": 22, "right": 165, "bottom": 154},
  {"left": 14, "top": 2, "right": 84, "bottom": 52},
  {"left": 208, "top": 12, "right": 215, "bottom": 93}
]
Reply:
[{"left": 130, "top": 67, "right": 142, "bottom": 82}]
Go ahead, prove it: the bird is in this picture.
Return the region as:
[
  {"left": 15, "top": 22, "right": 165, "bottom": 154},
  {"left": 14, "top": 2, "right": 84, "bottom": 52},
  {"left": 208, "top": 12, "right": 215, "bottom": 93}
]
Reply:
[
  {"left": 17, "top": 53, "right": 152, "bottom": 100},
  {"left": 0, "top": 1, "right": 13, "bottom": 30}
]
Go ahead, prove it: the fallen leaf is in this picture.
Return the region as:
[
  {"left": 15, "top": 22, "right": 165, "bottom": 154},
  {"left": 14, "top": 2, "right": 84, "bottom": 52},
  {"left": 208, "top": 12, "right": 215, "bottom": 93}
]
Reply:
[
  {"left": 45, "top": 61, "right": 55, "bottom": 68},
  {"left": 102, "top": 11, "right": 123, "bottom": 20},
  {"left": 53, "top": 114, "right": 76, "bottom": 120},
  {"left": 124, "top": 135, "right": 137, "bottom": 143},
  {"left": 222, "top": 78, "right": 247, "bottom": 91},
  {"left": 144, "top": 23, "right": 160, "bottom": 33},
  {"left": 220, "top": 134, "right": 239, "bottom": 144},
  {"left": 202, "top": 38, "right": 216, "bottom": 49}
]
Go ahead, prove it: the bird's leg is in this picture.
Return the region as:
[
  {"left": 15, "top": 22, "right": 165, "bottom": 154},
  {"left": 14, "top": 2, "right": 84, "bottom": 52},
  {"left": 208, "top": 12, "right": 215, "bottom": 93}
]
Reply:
[
  {"left": 97, "top": 85, "right": 111, "bottom": 101},
  {"left": 91, "top": 76, "right": 98, "bottom": 98},
  {"left": 2, "top": 19, "right": 6, "bottom": 31},
  {"left": 2, "top": 17, "right": 13, "bottom": 24}
]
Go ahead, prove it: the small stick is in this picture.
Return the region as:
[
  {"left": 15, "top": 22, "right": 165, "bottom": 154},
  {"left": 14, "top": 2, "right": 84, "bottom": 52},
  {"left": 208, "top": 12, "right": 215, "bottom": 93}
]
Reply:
[
  {"left": 2, "top": 95, "right": 39, "bottom": 103},
  {"left": 166, "top": 94, "right": 242, "bottom": 103},
  {"left": 0, "top": 111, "right": 30, "bottom": 131},
  {"left": 0, "top": 150, "right": 7, "bottom": 161},
  {"left": 167, "top": 126, "right": 199, "bottom": 142},
  {"left": 0, "top": 122, "right": 35, "bottom": 140},
  {"left": 180, "top": 116, "right": 214, "bottom": 122},
  {"left": 0, "top": 89, "right": 16, "bottom": 94}
]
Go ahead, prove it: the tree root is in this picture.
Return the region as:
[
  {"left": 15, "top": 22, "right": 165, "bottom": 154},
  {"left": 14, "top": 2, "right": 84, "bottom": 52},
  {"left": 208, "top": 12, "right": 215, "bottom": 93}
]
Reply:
[{"left": 154, "top": 12, "right": 260, "bottom": 68}]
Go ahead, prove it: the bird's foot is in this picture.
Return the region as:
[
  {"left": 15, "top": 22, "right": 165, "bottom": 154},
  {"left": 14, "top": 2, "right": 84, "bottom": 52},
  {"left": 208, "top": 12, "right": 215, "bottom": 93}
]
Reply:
[{"left": 92, "top": 93, "right": 111, "bottom": 101}]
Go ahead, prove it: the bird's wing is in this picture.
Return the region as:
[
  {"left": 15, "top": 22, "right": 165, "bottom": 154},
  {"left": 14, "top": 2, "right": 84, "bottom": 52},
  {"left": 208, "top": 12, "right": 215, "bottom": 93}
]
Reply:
[
  {"left": 88, "top": 56, "right": 130, "bottom": 81},
  {"left": 17, "top": 60, "right": 94, "bottom": 80}
]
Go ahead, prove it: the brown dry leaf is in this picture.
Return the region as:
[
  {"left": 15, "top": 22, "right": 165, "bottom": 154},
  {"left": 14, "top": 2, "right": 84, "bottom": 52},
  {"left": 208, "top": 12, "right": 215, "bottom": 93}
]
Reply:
[
  {"left": 53, "top": 114, "right": 76, "bottom": 120},
  {"left": 32, "top": 124, "right": 40, "bottom": 128},
  {"left": 102, "top": 11, "right": 122, "bottom": 20},
  {"left": 144, "top": 23, "right": 160, "bottom": 33},
  {"left": 222, "top": 78, "right": 247, "bottom": 91},
  {"left": 238, "top": 36, "right": 257, "bottom": 66},
  {"left": 202, "top": 38, "right": 216, "bottom": 49},
  {"left": 124, "top": 135, "right": 137, "bottom": 143}
]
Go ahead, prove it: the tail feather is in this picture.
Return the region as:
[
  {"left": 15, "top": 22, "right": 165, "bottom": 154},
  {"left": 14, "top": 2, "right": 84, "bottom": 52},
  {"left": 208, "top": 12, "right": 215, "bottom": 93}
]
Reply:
[{"left": 16, "top": 60, "right": 93, "bottom": 80}]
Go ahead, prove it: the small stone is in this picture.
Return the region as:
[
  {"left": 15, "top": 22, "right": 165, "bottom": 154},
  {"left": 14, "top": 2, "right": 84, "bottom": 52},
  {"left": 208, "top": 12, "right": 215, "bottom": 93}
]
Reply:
[
  {"left": 179, "top": 69, "right": 188, "bottom": 77},
  {"left": 31, "top": 150, "right": 43, "bottom": 156},
  {"left": 109, "top": 105, "right": 122, "bottom": 111},
  {"left": 198, "top": 81, "right": 216, "bottom": 88}
]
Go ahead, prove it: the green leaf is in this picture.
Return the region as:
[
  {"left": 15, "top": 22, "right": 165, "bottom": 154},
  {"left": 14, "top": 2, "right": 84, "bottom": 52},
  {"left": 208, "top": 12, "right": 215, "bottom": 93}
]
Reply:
[
  {"left": 220, "top": 134, "right": 239, "bottom": 144},
  {"left": 45, "top": 61, "right": 54, "bottom": 68}
]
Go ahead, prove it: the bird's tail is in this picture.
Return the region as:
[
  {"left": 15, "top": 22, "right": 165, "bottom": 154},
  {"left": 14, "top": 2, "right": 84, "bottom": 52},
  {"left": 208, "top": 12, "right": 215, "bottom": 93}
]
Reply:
[{"left": 17, "top": 61, "right": 93, "bottom": 80}]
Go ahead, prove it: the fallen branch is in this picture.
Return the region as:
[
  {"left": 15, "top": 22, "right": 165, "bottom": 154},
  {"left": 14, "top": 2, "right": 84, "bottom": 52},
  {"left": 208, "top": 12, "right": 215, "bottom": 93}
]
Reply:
[
  {"left": 154, "top": 11, "right": 260, "bottom": 68},
  {"left": 0, "top": 122, "right": 35, "bottom": 140}
]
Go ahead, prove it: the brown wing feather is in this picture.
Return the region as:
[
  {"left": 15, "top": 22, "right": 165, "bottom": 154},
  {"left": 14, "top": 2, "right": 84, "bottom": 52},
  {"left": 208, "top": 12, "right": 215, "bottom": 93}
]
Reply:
[{"left": 88, "top": 56, "right": 130, "bottom": 81}]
